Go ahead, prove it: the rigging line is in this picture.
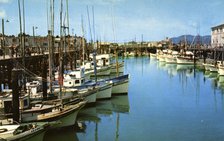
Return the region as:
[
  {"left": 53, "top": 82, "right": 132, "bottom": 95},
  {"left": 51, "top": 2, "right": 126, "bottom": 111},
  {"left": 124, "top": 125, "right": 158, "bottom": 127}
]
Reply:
[{"left": 9, "top": 52, "right": 52, "bottom": 83}]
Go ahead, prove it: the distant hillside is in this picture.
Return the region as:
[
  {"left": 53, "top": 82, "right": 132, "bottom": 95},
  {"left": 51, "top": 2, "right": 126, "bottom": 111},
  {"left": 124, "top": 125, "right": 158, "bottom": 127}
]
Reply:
[{"left": 171, "top": 35, "right": 211, "bottom": 45}]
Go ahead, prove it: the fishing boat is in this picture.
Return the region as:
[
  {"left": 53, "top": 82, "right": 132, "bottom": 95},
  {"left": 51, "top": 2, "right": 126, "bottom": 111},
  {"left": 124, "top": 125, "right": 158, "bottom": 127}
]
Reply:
[
  {"left": 203, "top": 63, "right": 218, "bottom": 72},
  {"left": 61, "top": 67, "right": 98, "bottom": 103},
  {"left": 62, "top": 67, "right": 113, "bottom": 101},
  {"left": 0, "top": 90, "right": 30, "bottom": 114},
  {"left": 110, "top": 62, "right": 124, "bottom": 74},
  {"left": 0, "top": 122, "right": 50, "bottom": 141},
  {"left": 106, "top": 74, "right": 129, "bottom": 95},
  {"left": 176, "top": 51, "right": 196, "bottom": 65},
  {"left": 149, "top": 53, "right": 157, "bottom": 58},
  {"left": 21, "top": 99, "right": 87, "bottom": 129},
  {"left": 218, "top": 65, "right": 224, "bottom": 76},
  {"left": 95, "top": 80, "right": 113, "bottom": 100},
  {"left": 165, "top": 51, "right": 179, "bottom": 64}
]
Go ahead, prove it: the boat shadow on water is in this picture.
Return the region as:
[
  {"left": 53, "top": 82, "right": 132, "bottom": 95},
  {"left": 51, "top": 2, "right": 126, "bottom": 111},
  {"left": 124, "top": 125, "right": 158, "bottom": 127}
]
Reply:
[
  {"left": 43, "top": 126, "right": 79, "bottom": 141},
  {"left": 76, "top": 95, "right": 130, "bottom": 141}
]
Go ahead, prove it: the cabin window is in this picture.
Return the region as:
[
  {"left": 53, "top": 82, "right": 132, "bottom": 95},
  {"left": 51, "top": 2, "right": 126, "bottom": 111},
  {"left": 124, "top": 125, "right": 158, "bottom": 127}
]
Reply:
[
  {"left": 24, "top": 99, "right": 28, "bottom": 107},
  {"left": 81, "top": 79, "right": 84, "bottom": 84},
  {"left": 69, "top": 82, "right": 72, "bottom": 84},
  {"left": 75, "top": 80, "right": 80, "bottom": 84}
]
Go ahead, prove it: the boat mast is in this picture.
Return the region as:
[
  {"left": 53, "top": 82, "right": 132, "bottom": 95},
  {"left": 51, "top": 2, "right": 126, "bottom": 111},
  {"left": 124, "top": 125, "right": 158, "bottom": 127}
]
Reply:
[
  {"left": 81, "top": 15, "right": 85, "bottom": 66},
  {"left": 48, "top": 0, "right": 54, "bottom": 94},
  {"left": 58, "top": 0, "right": 64, "bottom": 99},
  {"left": 111, "top": 6, "right": 119, "bottom": 76},
  {"left": 87, "top": 6, "right": 97, "bottom": 82}
]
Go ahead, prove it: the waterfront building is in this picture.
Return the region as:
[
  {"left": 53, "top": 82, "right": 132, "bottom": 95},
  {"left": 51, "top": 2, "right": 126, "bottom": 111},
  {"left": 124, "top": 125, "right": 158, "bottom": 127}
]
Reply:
[{"left": 211, "top": 23, "right": 224, "bottom": 48}]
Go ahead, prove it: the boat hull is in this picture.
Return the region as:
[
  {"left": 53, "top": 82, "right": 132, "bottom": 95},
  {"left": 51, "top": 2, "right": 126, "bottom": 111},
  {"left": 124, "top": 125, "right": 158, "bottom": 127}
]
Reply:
[
  {"left": 112, "top": 79, "right": 129, "bottom": 94},
  {"left": 96, "top": 83, "right": 112, "bottom": 100},
  {"left": 21, "top": 101, "right": 86, "bottom": 129},
  {"left": 0, "top": 123, "right": 47, "bottom": 141},
  {"left": 176, "top": 57, "right": 195, "bottom": 65}
]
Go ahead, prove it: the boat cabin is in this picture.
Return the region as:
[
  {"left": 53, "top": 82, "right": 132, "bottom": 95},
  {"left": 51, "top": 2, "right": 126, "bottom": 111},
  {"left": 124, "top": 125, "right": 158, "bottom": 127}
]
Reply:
[
  {"left": 63, "top": 67, "right": 86, "bottom": 87},
  {"left": 0, "top": 90, "right": 30, "bottom": 114}
]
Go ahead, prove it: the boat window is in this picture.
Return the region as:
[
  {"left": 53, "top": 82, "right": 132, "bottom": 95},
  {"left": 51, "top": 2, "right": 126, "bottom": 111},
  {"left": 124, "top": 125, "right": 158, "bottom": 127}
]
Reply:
[
  {"left": 81, "top": 79, "right": 84, "bottom": 84},
  {"left": 24, "top": 99, "right": 28, "bottom": 107},
  {"left": 75, "top": 80, "right": 80, "bottom": 84},
  {"left": 69, "top": 82, "right": 72, "bottom": 84}
]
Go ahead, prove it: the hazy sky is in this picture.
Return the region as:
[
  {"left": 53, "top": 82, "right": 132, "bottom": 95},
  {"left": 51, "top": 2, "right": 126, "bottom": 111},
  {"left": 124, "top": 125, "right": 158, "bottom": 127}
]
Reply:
[{"left": 0, "top": 0, "right": 223, "bottom": 42}]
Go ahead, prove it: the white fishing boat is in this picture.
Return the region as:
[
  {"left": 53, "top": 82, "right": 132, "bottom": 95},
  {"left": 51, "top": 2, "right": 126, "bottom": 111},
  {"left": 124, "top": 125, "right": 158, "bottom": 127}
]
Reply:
[
  {"left": 110, "top": 62, "right": 124, "bottom": 74},
  {"left": 21, "top": 99, "right": 87, "bottom": 129},
  {"left": 62, "top": 68, "right": 97, "bottom": 104},
  {"left": 149, "top": 53, "right": 157, "bottom": 58},
  {"left": 26, "top": 80, "right": 42, "bottom": 96},
  {"left": 176, "top": 51, "right": 196, "bottom": 65},
  {"left": 0, "top": 90, "right": 30, "bottom": 114},
  {"left": 218, "top": 65, "right": 224, "bottom": 76},
  {"left": 165, "top": 51, "right": 179, "bottom": 64},
  {"left": 106, "top": 74, "right": 130, "bottom": 95},
  {"left": 95, "top": 81, "right": 113, "bottom": 100},
  {"left": 0, "top": 122, "right": 50, "bottom": 141},
  {"left": 203, "top": 63, "right": 218, "bottom": 72},
  {"left": 84, "top": 62, "right": 111, "bottom": 76}
]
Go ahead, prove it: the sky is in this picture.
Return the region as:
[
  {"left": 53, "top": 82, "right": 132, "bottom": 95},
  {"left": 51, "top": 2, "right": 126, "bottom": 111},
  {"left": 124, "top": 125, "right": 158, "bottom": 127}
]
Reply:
[{"left": 0, "top": 0, "right": 224, "bottom": 42}]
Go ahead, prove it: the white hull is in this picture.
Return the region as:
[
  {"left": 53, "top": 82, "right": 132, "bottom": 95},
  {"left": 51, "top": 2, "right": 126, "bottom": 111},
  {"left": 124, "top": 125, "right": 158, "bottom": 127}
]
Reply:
[
  {"left": 84, "top": 91, "right": 97, "bottom": 103},
  {"left": 111, "top": 66, "right": 124, "bottom": 73},
  {"left": 219, "top": 66, "right": 224, "bottom": 76},
  {"left": 97, "top": 68, "right": 111, "bottom": 75},
  {"left": 51, "top": 107, "right": 79, "bottom": 128},
  {"left": 203, "top": 63, "right": 218, "bottom": 72},
  {"left": 110, "top": 62, "right": 124, "bottom": 73},
  {"left": 112, "top": 80, "right": 129, "bottom": 94},
  {"left": 158, "top": 55, "right": 166, "bottom": 62},
  {"left": 150, "top": 53, "right": 157, "bottom": 58},
  {"left": 176, "top": 57, "right": 195, "bottom": 65},
  {"left": 165, "top": 55, "right": 176, "bottom": 64},
  {"left": 21, "top": 101, "right": 86, "bottom": 128},
  {"left": 96, "top": 84, "right": 112, "bottom": 100},
  {"left": 0, "top": 123, "right": 47, "bottom": 141}
]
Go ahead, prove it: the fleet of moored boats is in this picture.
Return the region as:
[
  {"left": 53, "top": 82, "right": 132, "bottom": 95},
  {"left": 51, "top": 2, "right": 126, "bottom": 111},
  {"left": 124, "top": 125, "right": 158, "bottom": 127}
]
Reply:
[
  {"left": 0, "top": 54, "right": 130, "bottom": 141},
  {"left": 150, "top": 49, "right": 224, "bottom": 76}
]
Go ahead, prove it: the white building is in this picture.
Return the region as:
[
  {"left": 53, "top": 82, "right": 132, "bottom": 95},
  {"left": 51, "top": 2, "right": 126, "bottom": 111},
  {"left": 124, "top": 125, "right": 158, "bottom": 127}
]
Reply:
[{"left": 211, "top": 24, "right": 224, "bottom": 47}]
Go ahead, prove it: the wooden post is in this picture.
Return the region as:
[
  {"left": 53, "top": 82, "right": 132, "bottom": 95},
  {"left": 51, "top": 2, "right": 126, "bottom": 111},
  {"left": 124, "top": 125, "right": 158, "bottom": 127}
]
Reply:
[
  {"left": 0, "top": 65, "right": 2, "bottom": 92},
  {"left": 7, "top": 62, "right": 12, "bottom": 89},
  {"left": 12, "top": 69, "right": 20, "bottom": 123},
  {"left": 42, "top": 60, "right": 47, "bottom": 100}
]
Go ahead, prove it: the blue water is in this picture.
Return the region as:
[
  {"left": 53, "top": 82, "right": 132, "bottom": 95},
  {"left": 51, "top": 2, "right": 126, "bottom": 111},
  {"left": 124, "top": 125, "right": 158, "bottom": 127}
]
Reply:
[{"left": 44, "top": 57, "right": 224, "bottom": 141}]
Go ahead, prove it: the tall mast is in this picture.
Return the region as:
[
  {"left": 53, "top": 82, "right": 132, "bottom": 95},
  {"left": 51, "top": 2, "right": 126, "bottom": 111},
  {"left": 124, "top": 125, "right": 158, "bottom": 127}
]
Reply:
[
  {"left": 81, "top": 15, "right": 85, "bottom": 66},
  {"left": 18, "top": 0, "right": 22, "bottom": 59},
  {"left": 66, "top": 0, "right": 69, "bottom": 35},
  {"left": 58, "top": 0, "right": 64, "bottom": 99},
  {"left": 48, "top": 0, "right": 54, "bottom": 94},
  {"left": 87, "top": 5, "right": 97, "bottom": 82}
]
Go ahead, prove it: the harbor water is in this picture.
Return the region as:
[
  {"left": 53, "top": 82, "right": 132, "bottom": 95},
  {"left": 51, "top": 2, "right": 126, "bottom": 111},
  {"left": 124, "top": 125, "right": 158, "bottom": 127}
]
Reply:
[{"left": 44, "top": 57, "right": 224, "bottom": 141}]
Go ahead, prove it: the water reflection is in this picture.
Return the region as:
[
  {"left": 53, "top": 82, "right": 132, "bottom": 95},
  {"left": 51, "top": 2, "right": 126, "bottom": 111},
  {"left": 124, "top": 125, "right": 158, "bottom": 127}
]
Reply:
[
  {"left": 43, "top": 127, "right": 79, "bottom": 141},
  {"left": 152, "top": 58, "right": 224, "bottom": 112},
  {"left": 77, "top": 95, "right": 130, "bottom": 141}
]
